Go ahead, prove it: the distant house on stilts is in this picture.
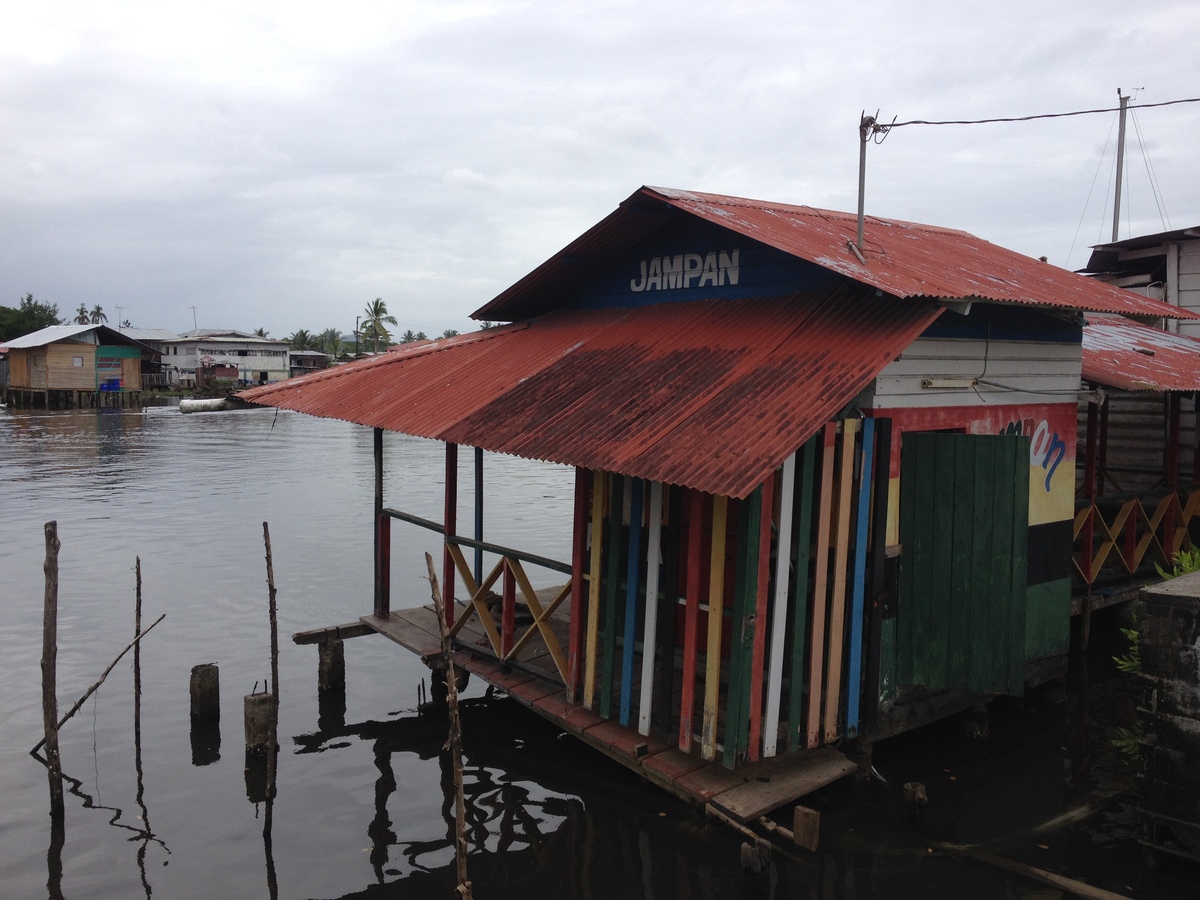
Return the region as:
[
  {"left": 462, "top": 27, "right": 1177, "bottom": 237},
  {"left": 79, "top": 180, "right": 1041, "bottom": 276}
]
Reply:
[{"left": 240, "top": 187, "right": 1189, "bottom": 828}]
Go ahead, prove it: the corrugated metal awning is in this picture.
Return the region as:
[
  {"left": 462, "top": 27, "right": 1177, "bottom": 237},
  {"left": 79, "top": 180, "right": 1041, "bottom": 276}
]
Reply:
[
  {"left": 241, "top": 287, "right": 941, "bottom": 498},
  {"left": 1083, "top": 317, "right": 1200, "bottom": 392},
  {"left": 475, "top": 186, "right": 1195, "bottom": 323}
]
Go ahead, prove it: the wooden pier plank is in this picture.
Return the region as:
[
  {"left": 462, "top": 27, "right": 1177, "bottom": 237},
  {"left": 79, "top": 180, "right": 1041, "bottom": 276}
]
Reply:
[
  {"left": 678, "top": 489, "right": 704, "bottom": 752},
  {"left": 292, "top": 621, "right": 374, "bottom": 645},
  {"left": 707, "top": 745, "right": 858, "bottom": 824},
  {"left": 600, "top": 474, "right": 625, "bottom": 718},
  {"left": 746, "top": 472, "right": 775, "bottom": 761}
]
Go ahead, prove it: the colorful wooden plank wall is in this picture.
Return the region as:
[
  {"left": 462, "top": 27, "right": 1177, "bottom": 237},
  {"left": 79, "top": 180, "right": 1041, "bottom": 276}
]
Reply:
[{"left": 574, "top": 418, "right": 888, "bottom": 768}]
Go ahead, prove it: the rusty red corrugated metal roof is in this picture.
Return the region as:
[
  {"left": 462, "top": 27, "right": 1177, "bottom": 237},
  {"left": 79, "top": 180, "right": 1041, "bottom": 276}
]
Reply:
[
  {"left": 1083, "top": 317, "right": 1200, "bottom": 392},
  {"left": 241, "top": 287, "right": 941, "bottom": 498},
  {"left": 474, "top": 186, "right": 1195, "bottom": 322}
]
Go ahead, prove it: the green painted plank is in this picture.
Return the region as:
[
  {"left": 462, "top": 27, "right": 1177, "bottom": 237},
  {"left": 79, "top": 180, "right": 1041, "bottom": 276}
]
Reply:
[
  {"left": 787, "top": 435, "right": 818, "bottom": 752},
  {"left": 968, "top": 438, "right": 998, "bottom": 693},
  {"left": 1007, "top": 437, "right": 1030, "bottom": 695},
  {"left": 896, "top": 435, "right": 918, "bottom": 685},
  {"left": 723, "top": 490, "right": 760, "bottom": 768},
  {"left": 947, "top": 435, "right": 975, "bottom": 688},
  {"left": 926, "top": 434, "right": 955, "bottom": 690}
]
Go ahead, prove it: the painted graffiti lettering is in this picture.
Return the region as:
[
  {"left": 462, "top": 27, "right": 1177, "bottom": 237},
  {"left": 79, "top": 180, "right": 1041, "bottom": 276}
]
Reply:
[
  {"left": 630, "top": 249, "right": 740, "bottom": 292},
  {"left": 1000, "top": 417, "right": 1066, "bottom": 492}
]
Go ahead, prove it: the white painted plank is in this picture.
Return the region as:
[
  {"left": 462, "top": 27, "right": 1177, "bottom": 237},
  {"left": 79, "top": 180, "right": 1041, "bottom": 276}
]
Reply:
[
  {"left": 763, "top": 452, "right": 796, "bottom": 759},
  {"left": 637, "top": 480, "right": 664, "bottom": 736}
]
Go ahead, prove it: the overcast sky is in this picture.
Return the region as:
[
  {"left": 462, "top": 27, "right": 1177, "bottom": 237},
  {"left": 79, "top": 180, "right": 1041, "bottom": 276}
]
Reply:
[{"left": 3, "top": 1, "right": 1198, "bottom": 339}]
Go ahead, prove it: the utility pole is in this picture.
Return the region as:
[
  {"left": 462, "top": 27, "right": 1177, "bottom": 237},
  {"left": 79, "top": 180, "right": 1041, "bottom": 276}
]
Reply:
[
  {"left": 355, "top": 316, "right": 360, "bottom": 359},
  {"left": 1112, "top": 88, "right": 1130, "bottom": 242},
  {"left": 189, "top": 306, "right": 198, "bottom": 331}
]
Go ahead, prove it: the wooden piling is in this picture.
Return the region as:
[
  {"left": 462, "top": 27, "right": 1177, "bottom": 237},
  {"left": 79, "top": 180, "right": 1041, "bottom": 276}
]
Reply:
[
  {"left": 190, "top": 663, "right": 220, "bottom": 722},
  {"left": 262, "top": 523, "right": 280, "bottom": 800},
  {"left": 426, "top": 552, "right": 473, "bottom": 899},
  {"left": 318, "top": 639, "right": 345, "bottom": 692},
  {"left": 244, "top": 692, "right": 273, "bottom": 756},
  {"left": 41, "top": 521, "right": 64, "bottom": 819}
]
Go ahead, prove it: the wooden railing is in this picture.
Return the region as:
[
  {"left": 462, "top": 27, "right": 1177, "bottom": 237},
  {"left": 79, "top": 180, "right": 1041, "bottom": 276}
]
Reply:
[
  {"left": 376, "top": 506, "right": 572, "bottom": 684},
  {"left": 444, "top": 541, "right": 572, "bottom": 685},
  {"left": 1073, "top": 487, "right": 1200, "bottom": 586}
]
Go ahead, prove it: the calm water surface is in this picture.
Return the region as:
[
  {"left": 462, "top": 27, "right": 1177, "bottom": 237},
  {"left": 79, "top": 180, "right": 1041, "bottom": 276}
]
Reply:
[{"left": 1, "top": 405, "right": 1188, "bottom": 899}]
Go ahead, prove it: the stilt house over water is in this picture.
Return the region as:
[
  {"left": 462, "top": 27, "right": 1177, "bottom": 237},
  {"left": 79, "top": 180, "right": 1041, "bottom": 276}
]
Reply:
[
  {"left": 1, "top": 323, "right": 158, "bottom": 408},
  {"left": 241, "top": 187, "right": 1189, "bottom": 822},
  {"left": 1071, "top": 227, "right": 1200, "bottom": 609}
]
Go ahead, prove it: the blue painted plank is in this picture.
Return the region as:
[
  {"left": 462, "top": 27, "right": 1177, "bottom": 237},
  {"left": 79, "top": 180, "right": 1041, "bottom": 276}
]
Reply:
[{"left": 845, "top": 418, "right": 875, "bottom": 737}]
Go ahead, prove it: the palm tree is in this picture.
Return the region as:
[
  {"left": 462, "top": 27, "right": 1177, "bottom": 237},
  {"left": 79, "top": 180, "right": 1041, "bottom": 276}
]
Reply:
[
  {"left": 254, "top": 327, "right": 269, "bottom": 338},
  {"left": 441, "top": 329, "right": 459, "bottom": 338},
  {"left": 325, "top": 335, "right": 344, "bottom": 359},
  {"left": 415, "top": 331, "right": 427, "bottom": 340},
  {"left": 75, "top": 304, "right": 90, "bottom": 324},
  {"left": 363, "top": 298, "right": 397, "bottom": 353},
  {"left": 89, "top": 304, "right": 107, "bottom": 325},
  {"left": 400, "top": 329, "right": 418, "bottom": 344},
  {"left": 288, "top": 329, "right": 313, "bottom": 350}
]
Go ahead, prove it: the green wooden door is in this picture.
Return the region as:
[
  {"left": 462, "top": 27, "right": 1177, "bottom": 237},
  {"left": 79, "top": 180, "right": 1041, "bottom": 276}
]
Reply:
[{"left": 897, "top": 432, "right": 1029, "bottom": 696}]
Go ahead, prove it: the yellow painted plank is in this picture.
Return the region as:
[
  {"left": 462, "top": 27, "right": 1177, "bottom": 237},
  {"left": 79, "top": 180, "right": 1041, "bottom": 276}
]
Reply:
[{"left": 584, "top": 470, "right": 606, "bottom": 709}]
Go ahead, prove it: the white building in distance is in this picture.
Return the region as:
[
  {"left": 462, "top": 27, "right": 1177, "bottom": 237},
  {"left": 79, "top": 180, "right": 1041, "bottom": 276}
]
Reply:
[{"left": 161, "top": 329, "right": 290, "bottom": 388}]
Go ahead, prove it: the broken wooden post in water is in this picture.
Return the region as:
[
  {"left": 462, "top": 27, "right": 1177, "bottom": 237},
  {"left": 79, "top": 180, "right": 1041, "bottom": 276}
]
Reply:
[
  {"left": 41, "top": 521, "right": 64, "bottom": 820},
  {"left": 190, "top": 663, "right": 220, "bottom": 722},
  {"left": 190, "top": 663, "right": 221, "bottom": 766},
  {"left": 426, "top": 552, "right": 473, "bottom": 900},
  {"left": 318, "top": 639, "right": 344, "bottom": 692},
  {"left": 244, "top": 691, "right": 273, "bottom": 756}
]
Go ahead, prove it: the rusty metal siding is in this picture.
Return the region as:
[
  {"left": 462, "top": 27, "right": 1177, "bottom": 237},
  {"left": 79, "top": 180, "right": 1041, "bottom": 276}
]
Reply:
[
  {"left": 241, "top": 288, "right": 941, "bottom": 499},
  {"left": 1082, "top": 317, "right": 1200, "bottom": 392},
  {"left": 473, "top": 187, "right": 1194, "bottom": 323}
]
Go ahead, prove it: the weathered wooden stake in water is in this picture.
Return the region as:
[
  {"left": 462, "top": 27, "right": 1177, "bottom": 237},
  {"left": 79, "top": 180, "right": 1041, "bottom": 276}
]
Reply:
[
  {"left": 263, "top": 522, "right": 280, "bottom": 797},
  {"left": 33, "top": 613, "right": 165, "bottom": 756},
  {"left": 426, "top": 552, "right": 473, "bottom": 900},
  {"left": 41, "top": 521, "right": 64, "bottom": 819},
  {"left": 318, "top": 639, "right": 345, "bottom": 692},
  {"left": 190, "top": 664, "right": 220, "bottom": 722},
  {"left": 244, "top": 692, "right": 273, "bottom": 755}
]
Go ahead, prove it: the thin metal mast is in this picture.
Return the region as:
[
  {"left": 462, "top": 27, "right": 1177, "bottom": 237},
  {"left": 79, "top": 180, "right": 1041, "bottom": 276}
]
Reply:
[{"left": 1111, "top": 89, "right": 1130, "bottom": 242}]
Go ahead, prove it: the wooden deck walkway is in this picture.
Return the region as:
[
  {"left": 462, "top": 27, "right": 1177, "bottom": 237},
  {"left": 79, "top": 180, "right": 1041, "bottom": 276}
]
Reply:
[{"left": 317, "top": 595, "right": 857, "bottom": 825}]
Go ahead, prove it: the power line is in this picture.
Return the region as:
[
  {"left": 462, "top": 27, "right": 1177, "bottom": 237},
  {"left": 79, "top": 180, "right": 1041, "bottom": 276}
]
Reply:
[{"left": 880, "top": 96, "right": 1200, "bottom": 130}]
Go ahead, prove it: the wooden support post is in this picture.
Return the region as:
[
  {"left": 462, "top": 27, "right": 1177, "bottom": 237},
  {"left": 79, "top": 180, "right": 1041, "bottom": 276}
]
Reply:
[
  {"left": 375, "top": 514, "right": 391, "bottom": 617},
  {"left": 584, "top": 471, "right": 605, "bottom": 709},
  {"left": 444, "top": 442, "right": 458, "bottom": 629},
  {"left": 700, "top": 494, "right": 728, "bottom": 760},
  {"left": 638, "top": 481, "right": 663, "bottom": 736},
  {"left": 764, "top": 454, "right": 796, "bottom": 758},
  {"left": 373, "top": 427, "right": 387, "bottom": 616},
  {"left": 191, "top": 663, "right": 221, "bottom": 722},
  {"left": 725, "top": 489, "right": 761, "bottom": 768},
  {"left": 1165, "top": 393, "right": 1181, "bottom": 549},
  {"left": 619, "top": 478, "right": 644, "bottom": 726},
  {"left": 806, "top": 423, "right": 837, "bottom": 748},
  {"left": 678, "top": 489, "right": 704, "bottom": 751},
  {"left": 568, "top": 467, "right": 591, "bottom": 702},
  {"left": 1098, "top": 396, "right": 1110, "bottom": 498},
  {"left": 846, "top": 418, "right": 875, "bottom": 737},
  {"left": 262, "top": 522, "right": 280, "bottom": 804},
  {"left": 244, "top": 692, "right": 273, "bottom": 755},
  {"left": 792, "top": 806, "right": 820, "bottom": 852},
  {"left": 318, "top": 639, "right": 345, "bottom": 692},
  {"left": 474, "top": 446, "right": 484, "bottom": 587},
  {"left": 746, "top": 471, "right": 776, "bottom": 762},
  {"left": 501, "top": 559, "right": 516, "bottom": 657},
  {"left": 41, "top": 521, "right": 64, "bottom": 820}
]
